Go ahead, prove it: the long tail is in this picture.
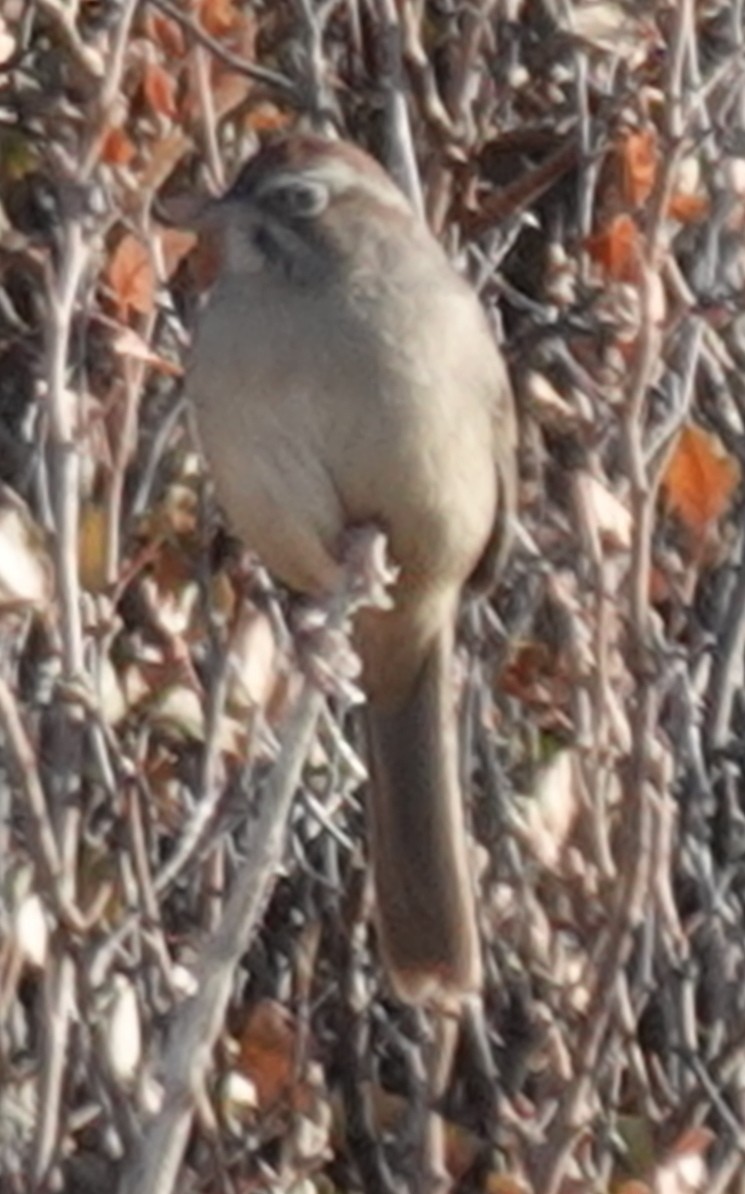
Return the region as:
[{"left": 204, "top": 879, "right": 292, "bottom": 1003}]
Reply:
[{"left": 364, "top": 625, "right": 481, "bottom": 1006}]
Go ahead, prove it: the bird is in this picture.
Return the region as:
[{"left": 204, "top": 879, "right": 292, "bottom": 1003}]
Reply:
[{"left": 186, "top": 134, "right": 516, "bottom": 1006}]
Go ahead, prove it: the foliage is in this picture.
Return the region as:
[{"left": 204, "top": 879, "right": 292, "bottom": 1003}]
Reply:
[{"left": 1, "top": 1, "right": 745, "bottom": 1192}]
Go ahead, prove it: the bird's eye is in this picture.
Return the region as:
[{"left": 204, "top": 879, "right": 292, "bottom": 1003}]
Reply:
[{"left": 264, "top": 177, "right": 329, "bottom": 219}]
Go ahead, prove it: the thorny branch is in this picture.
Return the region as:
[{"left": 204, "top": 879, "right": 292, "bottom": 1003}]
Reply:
[{"left": 3, "top": 0, "right": 745, "bottom": 1192}]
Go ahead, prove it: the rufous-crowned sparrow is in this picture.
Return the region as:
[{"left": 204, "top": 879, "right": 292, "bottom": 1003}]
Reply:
[{"left": 187, "top": 135, "right": 516, "bottom": 1006}]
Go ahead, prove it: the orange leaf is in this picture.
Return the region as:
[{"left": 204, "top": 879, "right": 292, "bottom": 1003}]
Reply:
[
  {"left": 142, "top": 61, "right": 177, "bottom": 119},
  {"left": 586, "top": 214, "right": 642, "bottom": 281},
  {"left": 145, "top": 12, "right": 186, "bottom": 57},
  {"left": 208, "top": 68, "right": 252, "bottom": 122},
  {"left": 662, "top": 424, "right": 740, "bottom": 536},
  {"left": 246, "top": 101, "right": 293, "bottom": 134},
  {"left": 666, "top": 192, "right": 709, "bottom": 222},
  {"left": 106, "top": 235, "right": 155, "bottom": 319},
  {"left": 484, "top": 1179, "right": 532, "bottom": 1194},
  {"left": 157, "top": 226, "right": 197, "bottom": 279},
  {"left": 620, "top": 129, "right": 657, "bottom": 207},
  {"left": 139, "top": 129, "right": 193, "bottom": 192},
  {"left": 237, "top": 999, "right": 297, "bottom": 1112},
  {"left": 100, "top": 126, "right": 136, "bottom": 166},
  {"left": 200, "top": 0, "right": 238, "bottom": 36}
]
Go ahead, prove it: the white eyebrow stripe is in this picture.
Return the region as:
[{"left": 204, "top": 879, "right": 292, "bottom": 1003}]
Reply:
[{"left": 261, "top": 160, "right": 412, "bottom": 215}]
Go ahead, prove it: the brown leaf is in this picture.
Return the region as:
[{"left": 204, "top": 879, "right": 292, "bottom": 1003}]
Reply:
[
  {"left": 484, "top": 1178, "right": 532, "bottom": 1194},
  {"left": 139, "top": 128, "right": 193, "bottom": 192},
  {"left": 662, "top": 424, "right": 740, "bottom": 537},
  {"left": 145, "top": 12, "right": 186, "bottom": 57},
  {"left": 444, "top": 1121, "right": 482, "bottom": 1181},
  {"left": 666, "top": 1128, "right": 715, "bottom": 1160},
  {"left": 666, "top": 192, "right": 709, "bottom": 222},
  {"left": 191, "top": 221, "right": 225, "bottom": 290},
  {"left": 209, "top": 68, "right": 252, "bottom": 122},
  {"left": 79, "top": 500, "right": 109, "bottom": 592},
  {"left": 587, "top": 214, "right": 642, "bottom": 281},
  {"left": 620, "top": 129, "right": 657, "bottom": 208},
  {"left": 142, "top": 61, "right": 177, "bottom": 119},
  {"left": 157, "top": 225, "right": 197, "bottom": 279},
  {"left": 237, "top": 999, "right": 297, "bottom": 1112},
  {"left": 106, "top": 234, "right": 155, "bottom": 319}
]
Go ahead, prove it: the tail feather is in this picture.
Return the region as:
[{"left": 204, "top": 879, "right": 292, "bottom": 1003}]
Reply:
[{"left": 364, "top": 626, "right": 481, "bottom": 1005}]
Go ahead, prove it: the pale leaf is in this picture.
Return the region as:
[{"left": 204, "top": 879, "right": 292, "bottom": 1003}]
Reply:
[
  {"left": 576, "top": 472, "right": 633, "bottom": 551},
  {"left": 106, "top": 976, "right": 141, "bottom": 1084},
  {"left": 14, "top": 894, "right": 48, "bottom": 969},
  {"left": 0, "top": 501, "right": 52, "bottom": 609}
]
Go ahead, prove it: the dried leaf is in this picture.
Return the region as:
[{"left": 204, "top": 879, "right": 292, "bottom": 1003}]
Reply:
[
  {"left": 210, "top": 68, "right": 252, "bottom": 122},
  {"left": 13, "top": 893, "right": 48, "bottom": 969},
  {"left": 100, "top": 126, "right": 136, "bottom": 166},
  {"left": 653, "top": 1128, "right": 714, "bottom": 1194},
  {"left": 149, "top": 683, "right": 205, "bottom": 741},
  {"left": 105, "top": 977, "right": 141, "bottom": 1085},
  {"left": 576, "top": 472, "right": 633, "bottom": 551},
  {"left": 522, "top": 749, "right": 581, "bottom": 870},
  {"left": 143, "top": 567, "right": 199, "bottom": 639},
  {"left": 156, "top": 484, "right": 199, "bottom": 539},
  {"left": 0, "top": 501, "right": 53, "bottom": 609},
  {"left": 200, "top": 0, "right": 239, "bottom": 36},
  {"left": 444, "top": 1121, "right": 482, "bottom": 1181},
  {"left": 0, "top": 16, "right": 15, "bottom": 65},
  {"left": 139, "top": 128, "right": 193, "bottom": 192},
  {"left": 621, "top": 129, "right": 657, "bottom": 208},
  {"left": 79, "top": 500, "right": 109, "bottom": 592},
  {"left": 142, "top": 61, "right": 177, "bottom": 119},
  {"left": 570, "top": 0, "right": 644, "bottom": 47},
  {"left": 106, "top": 234, "right": 155, "bottom": 319},
  {"left": 587, "top": 214, "right": 642, "bottom": 281},
  {"left": 616, "top": 1113, "right": 657, "bottom": 1176},
  {"left": 220, "top": 1071, "right": 258, "bottom": 1122},
  {"left": 237, "top": 999, "right": 297, "bottom": 1112},
  {"left": 524, "top": 371, "right": 579, "bottom": 428},
  {"left": 191, "top": 221, "right": 225, "bottom": 289},
  {"left": 112, "top": 326, "right": 183, "bottom": 376},
  {"left": 145, "top": 12, "right": 186, "bottom": 57},
  {"left": 666, "top": 192, "right": 709, "bottom": 222},
  {"left": 228, "top": 606, "right": 280, "bottom": 714},
  {"left": 157, "top": 225, "right": 198, "bottom": 280},
  {"left": 484, "top": 1178, "right": 532, "bottom": 1194},
  {"left": 667, "top": 1128, "right": 715, "bottom": 1160},
  {"left": 662, "top": 424, "right": 740, "bottom": 537},
  {"left": 96, "top": 655, "right": 128, "bottom": 726},
  {"left": 246, "top": 101, "right": 293, "bottom": 133}
]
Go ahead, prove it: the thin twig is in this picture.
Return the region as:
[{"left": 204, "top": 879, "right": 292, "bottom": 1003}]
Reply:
[{"left": 146, "top": 0, "right": 298, "bottom": 98}]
